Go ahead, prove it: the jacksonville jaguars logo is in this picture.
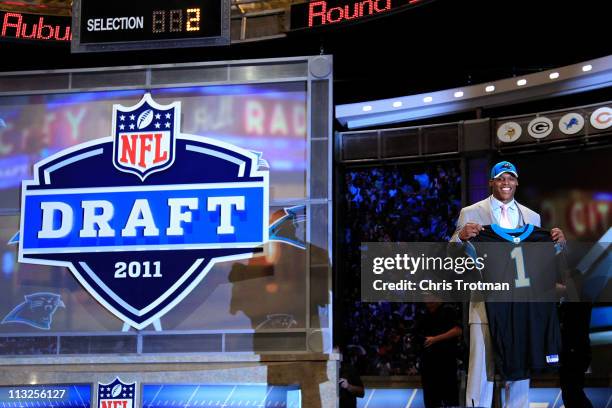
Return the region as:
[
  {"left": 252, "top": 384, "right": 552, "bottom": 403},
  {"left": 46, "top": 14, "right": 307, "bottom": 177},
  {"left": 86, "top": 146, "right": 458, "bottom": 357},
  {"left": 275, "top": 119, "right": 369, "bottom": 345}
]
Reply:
[
  {"left": 2, "top": 292, "right": 65, "bottom": 330},
  {"left": 17, "top": 94, "right": 269, "bottom": 330}
]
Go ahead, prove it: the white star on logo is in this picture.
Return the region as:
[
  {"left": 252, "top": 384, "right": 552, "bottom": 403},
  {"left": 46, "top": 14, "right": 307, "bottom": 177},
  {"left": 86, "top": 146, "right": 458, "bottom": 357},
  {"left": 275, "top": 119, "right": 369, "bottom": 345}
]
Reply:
[
  {"left": 155, "top": 113, "right": 161, "bottom": 120},
  {"left": 165, "top": 122, "right": 171, "bottom": 128},
  {"left": 129, "top": 114, "right": 135, "bottom": 121},
  {"left": 119, "top": 124, "right": 125, "bottom": 130},
  {"left": 165, "top": 113, "right": 171, "bottom": 119},
  {"left": 154, "top": 122, "right": 160, "bottom": 129},
  {"left": 120, "top": 115, "right": 125, "bottom": 121},
  {"left": 129, "top": 123, "right": 135, "bottom": 130}
]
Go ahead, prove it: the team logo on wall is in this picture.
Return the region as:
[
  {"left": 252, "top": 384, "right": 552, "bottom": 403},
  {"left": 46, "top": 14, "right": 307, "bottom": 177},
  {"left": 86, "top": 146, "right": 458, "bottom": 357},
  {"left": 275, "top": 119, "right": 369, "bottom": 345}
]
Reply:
[
  {"left": 527, "top": 116, "right": 553, "bottom": 139},
  {"left": 559, "top": 112, "right": 585, "bottom": 135},
  {"left": 17, "top": 94, "right": 269, "bottom": 329},
  {"left": 98, "top": 378, "right": 135, "bottom": 408},
  {"left": 496, "top": 121, "right": 522, "bottom": 143},
  {"left": 269, "top": 205, "right": 306, "bottom": 249},
  {"left": 590, "top": 106, "right": 612, "bottom": 130},
  {"left": 1, "top": 292, "right": 65, "bottom": 330}
]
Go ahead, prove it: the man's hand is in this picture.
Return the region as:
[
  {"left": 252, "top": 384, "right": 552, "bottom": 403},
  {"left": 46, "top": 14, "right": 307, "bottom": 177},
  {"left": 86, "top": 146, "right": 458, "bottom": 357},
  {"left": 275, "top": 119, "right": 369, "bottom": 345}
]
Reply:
[
  {"left": 555, "top": 283, "right": 567, "bottom": 297},
  {"left": 551, "top": 227, "right": 566, "bottom": 244},
  {"left": 459, "top": 223, "right": 483, "bottom": 241},
  {"left": 339, "top": 377, "right": 365, "bottom": 398},
  {"left": 424, "top": 336, "right": 438, "bottom": 348}
]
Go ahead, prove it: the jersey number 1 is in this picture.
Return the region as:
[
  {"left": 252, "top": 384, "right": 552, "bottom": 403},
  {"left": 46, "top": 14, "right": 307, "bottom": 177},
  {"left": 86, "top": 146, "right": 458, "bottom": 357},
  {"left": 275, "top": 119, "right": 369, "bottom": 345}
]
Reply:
[{"left": 510, "top": 246, "right": 531, "bottom": 288}]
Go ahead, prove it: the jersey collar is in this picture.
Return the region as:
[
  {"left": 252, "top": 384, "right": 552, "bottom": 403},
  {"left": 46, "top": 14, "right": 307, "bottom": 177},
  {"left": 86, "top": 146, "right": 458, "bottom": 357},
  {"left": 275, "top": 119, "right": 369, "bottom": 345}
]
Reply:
[{"left": 491, "top": 223, "right": 535, "bottom": 243}]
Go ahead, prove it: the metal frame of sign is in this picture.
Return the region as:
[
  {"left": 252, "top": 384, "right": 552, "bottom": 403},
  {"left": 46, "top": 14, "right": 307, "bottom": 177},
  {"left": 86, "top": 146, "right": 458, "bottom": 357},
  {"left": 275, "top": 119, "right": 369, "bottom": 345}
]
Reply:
[
  {"left": 0, "top": 56, "right": 334, "bottom": 357},
  {"left": 71, "top": 0, "right": 231, "bottom": 53}
]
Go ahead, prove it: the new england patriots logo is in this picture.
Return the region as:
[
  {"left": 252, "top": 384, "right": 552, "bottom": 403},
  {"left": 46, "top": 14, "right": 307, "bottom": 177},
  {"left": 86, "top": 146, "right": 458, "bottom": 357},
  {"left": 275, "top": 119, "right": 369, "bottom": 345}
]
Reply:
[
  {"left": 98, "top": 378, "right": 135, "bottom": 408},
  {"left": 2, "top": 292, "right": 65, "bottom": 330},
  {"left": 17, "top": 94, "right": 269, "bottom": 330}
]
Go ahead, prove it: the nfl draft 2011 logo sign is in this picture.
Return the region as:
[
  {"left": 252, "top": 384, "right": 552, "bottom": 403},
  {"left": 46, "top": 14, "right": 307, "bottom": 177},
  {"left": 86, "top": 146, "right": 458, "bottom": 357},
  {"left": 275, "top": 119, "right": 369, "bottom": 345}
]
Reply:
[
  {"left": 18, "top": 94, "right": 269, "bottom": 329},
  {"left": 98, "top": 378, "right": 135, "bottom": 408}
]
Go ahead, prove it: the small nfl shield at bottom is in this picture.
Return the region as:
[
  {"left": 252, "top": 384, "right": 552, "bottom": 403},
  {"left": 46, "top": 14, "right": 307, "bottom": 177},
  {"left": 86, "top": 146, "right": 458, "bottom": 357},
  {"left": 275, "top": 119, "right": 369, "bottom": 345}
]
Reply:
[{"left": 98, "top": 377, "right": 136, "bottom": 408}]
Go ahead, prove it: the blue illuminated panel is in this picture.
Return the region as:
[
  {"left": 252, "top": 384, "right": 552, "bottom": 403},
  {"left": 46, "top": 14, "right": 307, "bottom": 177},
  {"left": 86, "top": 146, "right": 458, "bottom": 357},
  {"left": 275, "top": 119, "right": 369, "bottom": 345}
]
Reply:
[
  {"left": 22, "top": 185, "right": 265, "bottom": 253},
  {"left": 358, "top": 388, "right": 612, "bottom": 408},
  {"left": 0, "top": 384, "right": 91, "bottom": 408},
  {"left": 358, "top": 388, "right": 417, "bottom": 408},
  {"left": 591, "top": 306, "right": 612, "bottom": 330},
  {"left": 142, "top": 384, "right": 301, "bottom": 408}
]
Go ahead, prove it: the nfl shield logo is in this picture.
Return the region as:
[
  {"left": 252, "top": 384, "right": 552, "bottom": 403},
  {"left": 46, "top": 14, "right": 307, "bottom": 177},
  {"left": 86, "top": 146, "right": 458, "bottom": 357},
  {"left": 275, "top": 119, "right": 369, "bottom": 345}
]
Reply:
[
  {"left": 113, "top": 93, "right": 178, "bottom": 180},
  {"left": 98, "top": 378, "right": 136, "bottom": 408}
]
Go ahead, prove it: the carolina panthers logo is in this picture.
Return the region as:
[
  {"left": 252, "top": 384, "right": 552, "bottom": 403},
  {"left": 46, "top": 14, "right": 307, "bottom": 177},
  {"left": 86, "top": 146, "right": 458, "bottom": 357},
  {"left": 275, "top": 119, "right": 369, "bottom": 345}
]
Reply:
[
  {"left": 2, "top": 292, "right": 65, "bottom": 330},
  {"left": 255, "top": 314, "right": 298, "bottom": 329},
  {"left": 269, "top": 205, "right": 306, "bottom": 249}
]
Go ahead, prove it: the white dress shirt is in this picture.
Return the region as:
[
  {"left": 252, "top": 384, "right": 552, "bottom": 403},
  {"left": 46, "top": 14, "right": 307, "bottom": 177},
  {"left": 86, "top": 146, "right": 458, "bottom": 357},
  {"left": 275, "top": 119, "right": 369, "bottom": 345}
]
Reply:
[
  {"left": 489, "top": 196, "right": 519, "bottom": 228},
  {"left": 470, "top": 196, "right": 524, "bottom": 324}
]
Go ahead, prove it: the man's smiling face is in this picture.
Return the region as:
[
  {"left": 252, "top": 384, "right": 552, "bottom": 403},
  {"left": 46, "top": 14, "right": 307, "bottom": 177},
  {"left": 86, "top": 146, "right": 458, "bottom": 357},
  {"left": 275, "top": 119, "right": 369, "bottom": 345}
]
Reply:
[{"left": 489, "top": 172, "right": 518, "bottom": 204}]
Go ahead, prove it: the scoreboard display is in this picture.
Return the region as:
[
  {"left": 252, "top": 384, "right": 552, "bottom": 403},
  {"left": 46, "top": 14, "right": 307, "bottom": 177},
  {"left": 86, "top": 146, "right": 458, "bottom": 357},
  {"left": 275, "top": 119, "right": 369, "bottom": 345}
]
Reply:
[{"left": 72, "top": 0, "right": 230, "bottom": 52}]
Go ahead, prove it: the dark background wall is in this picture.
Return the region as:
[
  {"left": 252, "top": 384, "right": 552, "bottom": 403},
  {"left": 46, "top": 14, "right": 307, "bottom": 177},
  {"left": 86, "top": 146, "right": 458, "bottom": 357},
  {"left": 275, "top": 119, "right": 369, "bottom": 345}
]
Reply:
[{"left": 1, "top": 0, "right": 610, "bottom": 107}]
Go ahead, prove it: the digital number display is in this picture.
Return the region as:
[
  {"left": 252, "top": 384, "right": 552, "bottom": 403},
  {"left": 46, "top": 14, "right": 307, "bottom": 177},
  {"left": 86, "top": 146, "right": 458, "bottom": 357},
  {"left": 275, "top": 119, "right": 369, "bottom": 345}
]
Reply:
[
  {"left": 6, "top": 389, "right": 66, "bottom": 399},
  {"left": 73, "top": 0, "right": 229, "bottom": 52},
  {"left": 0, "top": 385, "right": 91, "bottom": 407},
  {"left": 151, "top": 8, "right": 202, "bottom": 34}
]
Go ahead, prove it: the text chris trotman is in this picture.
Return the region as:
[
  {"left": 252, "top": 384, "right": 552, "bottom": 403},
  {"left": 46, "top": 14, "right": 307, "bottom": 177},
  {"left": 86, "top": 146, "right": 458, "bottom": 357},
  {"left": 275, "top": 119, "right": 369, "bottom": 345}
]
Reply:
[{"left": 362, "top": 242, "right": 511, "bottom": 302}]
